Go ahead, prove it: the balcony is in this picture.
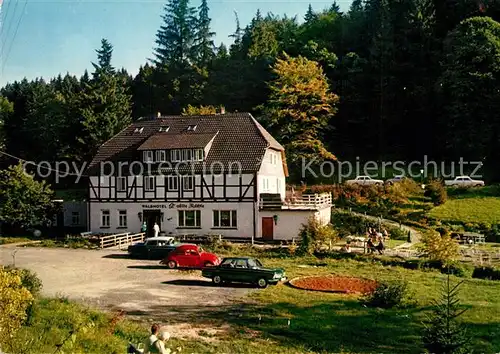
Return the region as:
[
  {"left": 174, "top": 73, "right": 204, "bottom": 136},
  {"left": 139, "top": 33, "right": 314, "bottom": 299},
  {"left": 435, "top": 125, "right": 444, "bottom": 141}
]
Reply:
[{"left": 259, "top": 192, "right": 332, "bottom": 210}]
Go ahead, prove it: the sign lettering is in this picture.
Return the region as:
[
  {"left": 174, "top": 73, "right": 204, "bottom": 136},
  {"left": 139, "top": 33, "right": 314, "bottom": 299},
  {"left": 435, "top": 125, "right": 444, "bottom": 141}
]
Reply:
[{"left": 140, "top": 204, "right": 205, "bottom": 209}]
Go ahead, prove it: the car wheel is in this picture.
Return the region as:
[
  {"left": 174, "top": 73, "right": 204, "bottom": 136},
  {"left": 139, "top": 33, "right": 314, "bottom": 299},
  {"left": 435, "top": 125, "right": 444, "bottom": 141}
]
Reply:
[
  {"left": 475, "top": 184, "right": 482, "bottom": 187},
  {"left": 256, "top": 278, "right": 268, "bottom": 288},
  {"left": 167, "top": 260, "right": 177, "bottom": 269},
  {"left": 204, "top": 262, "right": 214, "bottom": 267},
  {"left": 212, "top": 275, "right": 222, "bottom": 285}
]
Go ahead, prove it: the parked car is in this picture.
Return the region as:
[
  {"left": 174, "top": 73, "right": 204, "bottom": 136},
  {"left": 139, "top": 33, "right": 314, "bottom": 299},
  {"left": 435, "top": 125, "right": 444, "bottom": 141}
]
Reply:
[
  {"left": 444, "top": 176, "right": 485, "bottom": 187},
  {"left": 127, "top": 236, "right": 177, "bottom": 259},
  {"left": 385, "top": 175, "right": 406, "bottom": 185},
  {"left": 345, "top": 175, "right": 384, "bottom": 186},
  {"left": 160, "top": 244, "right": 220, "bottom": 269},
  {"left": 201, "top": 257, "right": 287, "bottom": 288}
]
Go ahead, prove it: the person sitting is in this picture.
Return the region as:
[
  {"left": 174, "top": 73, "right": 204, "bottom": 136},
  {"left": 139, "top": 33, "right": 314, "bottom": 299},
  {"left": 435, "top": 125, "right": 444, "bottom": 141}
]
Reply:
[
  {"left": 366, "top": 237, "right": 376, "bottom": 254},
  {"left": 143, "top": 323, "right": 160, "bottom": 354},
  {"left": 341, "top": 243, "right": 352, "bottom": 253},
  {"left": 151, "top": 331, "right": 171, "bottom": 354}
]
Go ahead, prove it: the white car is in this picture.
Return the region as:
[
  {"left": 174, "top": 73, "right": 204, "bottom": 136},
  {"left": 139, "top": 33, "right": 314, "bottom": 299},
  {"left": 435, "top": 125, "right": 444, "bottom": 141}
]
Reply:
[
  {"left": 385, "top": 175, "right": 405, "bottom": 185},
  {"left": 345, "top": 175, "right": 384, "bottom": 186},
  {"left": 444, "top": 176, "right": 485, "bottom": 187}
]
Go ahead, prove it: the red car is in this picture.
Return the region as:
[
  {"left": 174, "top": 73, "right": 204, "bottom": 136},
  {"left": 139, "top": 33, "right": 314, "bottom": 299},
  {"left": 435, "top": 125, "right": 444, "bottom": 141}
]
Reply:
[{"left": 160, "top": 244, "right": 220, "bottom": 269}]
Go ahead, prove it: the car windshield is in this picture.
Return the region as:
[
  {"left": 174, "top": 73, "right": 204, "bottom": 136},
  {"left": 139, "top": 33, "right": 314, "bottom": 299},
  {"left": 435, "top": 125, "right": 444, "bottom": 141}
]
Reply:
[
  {"left": 248, "top": 259, "right": 263, "bottom": 267},
  {"left": 220, "top": 259, "right": 236, "bottom": 267}
]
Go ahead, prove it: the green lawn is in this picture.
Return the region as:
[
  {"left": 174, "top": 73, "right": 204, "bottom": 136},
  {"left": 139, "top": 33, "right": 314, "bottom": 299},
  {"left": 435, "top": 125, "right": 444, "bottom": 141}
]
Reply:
[
  {"left": 428, "top": 197, "right": 500, "bottom": 224},
  {"left": 9, "top": 252, "right": 500, "bottom": 354}
]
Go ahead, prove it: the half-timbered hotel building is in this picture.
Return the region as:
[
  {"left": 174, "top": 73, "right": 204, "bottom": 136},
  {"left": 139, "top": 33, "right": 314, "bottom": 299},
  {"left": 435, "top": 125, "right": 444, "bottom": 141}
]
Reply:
[{"left": 86, "top": 112, "right": 332, "bottom": 240}]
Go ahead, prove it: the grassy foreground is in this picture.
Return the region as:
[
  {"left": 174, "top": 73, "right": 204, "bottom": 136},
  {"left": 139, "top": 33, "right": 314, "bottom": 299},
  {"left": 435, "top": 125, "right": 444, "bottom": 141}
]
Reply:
[{"left": 8, "top": 252, "right": 500, "bottom": 354}]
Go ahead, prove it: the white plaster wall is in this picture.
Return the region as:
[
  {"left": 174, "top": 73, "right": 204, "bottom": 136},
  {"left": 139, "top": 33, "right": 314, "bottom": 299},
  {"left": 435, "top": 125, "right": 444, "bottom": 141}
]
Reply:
[
  {"left": 89, "top": 201, "right": 255, "bottom": 237},
  {"left": 258, "top": 207, "right": 332, "bottom": 241},
  {"left": 257, "top": 148, "right": 286, "bottom": 200}
]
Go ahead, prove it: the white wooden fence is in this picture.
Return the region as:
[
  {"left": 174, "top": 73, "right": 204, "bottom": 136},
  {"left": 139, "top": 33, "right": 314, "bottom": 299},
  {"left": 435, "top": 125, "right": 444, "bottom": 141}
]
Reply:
[{"left": 99, "top": 232, "right": 145, "bottom": 249}]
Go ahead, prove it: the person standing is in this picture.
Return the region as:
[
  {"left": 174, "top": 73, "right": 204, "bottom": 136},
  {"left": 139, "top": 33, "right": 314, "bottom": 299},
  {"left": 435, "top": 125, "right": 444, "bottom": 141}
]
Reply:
[{"left": 153, "top": 222, "right": 160, "bottom": 238}]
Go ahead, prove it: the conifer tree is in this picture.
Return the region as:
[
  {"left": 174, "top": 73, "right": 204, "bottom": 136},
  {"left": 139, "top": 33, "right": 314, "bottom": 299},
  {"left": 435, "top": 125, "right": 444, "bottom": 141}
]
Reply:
[
  {"left": 193, "top": 0, "right": 215, "bottom": 66},
  {"left": 153, "top": 0, "right": 198, "bottom": 66},
  {"left": 422, "top": 275, "right": 471, "bottom": 354},
  {"left": 78, "top": 40, "right": 132, "bottom": 159},
  {"left": 92, "top": 38, "right": 115, "bottom": 78},
  {"left": 304, "top": 4, "right": 317, "bottom": 24}
]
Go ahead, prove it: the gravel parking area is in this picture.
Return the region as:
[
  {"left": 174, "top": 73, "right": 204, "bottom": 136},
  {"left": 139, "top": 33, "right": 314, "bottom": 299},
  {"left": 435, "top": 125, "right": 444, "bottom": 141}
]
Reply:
[{"left": 0, "top": 245, "right": 254, "bottom": 338}]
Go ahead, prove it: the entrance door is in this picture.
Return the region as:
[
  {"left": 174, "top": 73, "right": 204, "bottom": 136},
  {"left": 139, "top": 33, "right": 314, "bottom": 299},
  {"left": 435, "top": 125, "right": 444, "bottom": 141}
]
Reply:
[
  {"left": 143, "top": 210, "right": 161, "bottom": 238},
  {"left": 262, "top": 217, "right": 274, "bottom": 240}
]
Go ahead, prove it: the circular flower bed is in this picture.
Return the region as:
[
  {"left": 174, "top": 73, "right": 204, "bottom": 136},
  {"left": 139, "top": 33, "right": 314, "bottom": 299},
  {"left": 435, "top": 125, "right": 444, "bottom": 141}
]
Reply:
[{"left": 289, "top": 275, "right": 378, "bottom": 294}]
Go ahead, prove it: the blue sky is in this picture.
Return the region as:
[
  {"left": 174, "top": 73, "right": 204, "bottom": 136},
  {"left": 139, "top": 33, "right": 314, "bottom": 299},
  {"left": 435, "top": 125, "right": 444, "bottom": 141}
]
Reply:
[{"left": 0, "top": 0, "right": 351, "bottom": 86}]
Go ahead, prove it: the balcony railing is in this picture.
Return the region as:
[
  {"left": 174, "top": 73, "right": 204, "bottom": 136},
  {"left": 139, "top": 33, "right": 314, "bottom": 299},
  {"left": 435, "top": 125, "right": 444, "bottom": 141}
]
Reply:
[{"left": 259, "top": 193, "right": 332, "bottom": 210}]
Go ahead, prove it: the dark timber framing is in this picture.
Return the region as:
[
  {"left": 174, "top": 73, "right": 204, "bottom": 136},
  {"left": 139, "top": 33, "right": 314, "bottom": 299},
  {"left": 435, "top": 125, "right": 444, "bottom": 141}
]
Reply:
[{"left": 88, "top": 171, "right": 257, "bottom": 203}]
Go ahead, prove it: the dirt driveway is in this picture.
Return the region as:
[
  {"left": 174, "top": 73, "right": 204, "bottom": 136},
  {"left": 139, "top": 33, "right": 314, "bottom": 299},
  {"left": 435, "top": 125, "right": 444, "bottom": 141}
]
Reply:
[{"left": 0, "top": 245, "right": 255, "bottom": 338}]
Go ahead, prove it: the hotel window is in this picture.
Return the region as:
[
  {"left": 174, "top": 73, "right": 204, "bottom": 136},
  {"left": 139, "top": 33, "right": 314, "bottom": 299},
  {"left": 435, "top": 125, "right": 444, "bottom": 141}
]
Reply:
[
  {"left": 144, "top": 176, "right": 155, "bottom": 191},
  {"left": 118, "top": 210, "right": 127, "bottom": 228},
  {"left": 71, "top": 212, "right": 80, "bottom": 226},
  {"left": 194, "top": 148, "right": 204, "bottom": 161},
  {"left": 182, "top": 149, "right": 193, "bottom": 161},
  {"left": 117, "top": 177, "right": 126, "bottom": 192},
  {"left": 171, "top": 149, "right": 181, "bottom": 162},
  {"left": 262, "top": 178, "right": 269, "bottom": 191},
  {"left": 101, "top": 210, "right": 110, "bottom": 228},
  {"left": 178, "top": 210, "right": 201, "bottom": 227},
  {"left": 143, "top": 150, "right": 153, "bottom": 163},
  {"left": 182, "top": 176, "right": 194, "bottom": 190},
  {"left": 213, "top": 210, "right": 237, "bottom": 228},
  {"left": 167, "top": 175, "right": 178, "bottom": 191},
  {"left": 156, "top": 150, "right": 166, "bottom": 162}
]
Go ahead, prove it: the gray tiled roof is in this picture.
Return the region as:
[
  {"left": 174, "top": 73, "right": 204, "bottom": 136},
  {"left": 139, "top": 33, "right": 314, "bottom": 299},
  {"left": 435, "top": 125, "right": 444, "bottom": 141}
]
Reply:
[{"left": 86, "top": 112, "right": 286, "bottom": 175}]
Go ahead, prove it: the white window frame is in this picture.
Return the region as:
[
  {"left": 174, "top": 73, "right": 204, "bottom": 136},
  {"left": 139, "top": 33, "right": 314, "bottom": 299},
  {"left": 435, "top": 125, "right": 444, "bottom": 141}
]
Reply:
[
  {"left": 167, "top": 175, "right": 178, "bottom": 191},
  {"left": 118, "top": 210, "right": 127, "bottom": 228},
  {"left": 262, "top": 178, "right": 269, "bottom": 191},
  {"left": 143, "top": 150, "right": 153, "bottom": 163},
  {"left": 194, "top": 148, "right": 204, "bottom": 161},
  {"left": 213, "top": 210, "right": 237, "bottom": 228},
  {"left": 144, "top": 176, "right": 155, "bottom": 191},
  {"left": 182, "top": 175, "right": 194, "bottom": 190},
  {"left": 171, "top": 149, "right": 181, "bottom": 162},
  {"left": 71, "top": 211, "right": 80, "bottom": 226},
  {"left": 116, "top": 177, "right": 126, "bottom": 192},
  {"left": 101, "top": 210, "right": 110, "bottom": 228},
  {"left": 178, "top": 210, "right": 201, "bottom": 228},
  {"left": 182, "top": 149, "right": 193, "bottom": 161},
  {"left": 156, "top": 150, "right": 166, "bottom": 162}
]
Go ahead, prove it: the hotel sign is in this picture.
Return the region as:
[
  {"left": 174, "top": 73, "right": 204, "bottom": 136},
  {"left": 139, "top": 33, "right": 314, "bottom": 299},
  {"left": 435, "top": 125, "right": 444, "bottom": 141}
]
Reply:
[{"left": 141, "top": 203, "right": 205, "bottom": 209}]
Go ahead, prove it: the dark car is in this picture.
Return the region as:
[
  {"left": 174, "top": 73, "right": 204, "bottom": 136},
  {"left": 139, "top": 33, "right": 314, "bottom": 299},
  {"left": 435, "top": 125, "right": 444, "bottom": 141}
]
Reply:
[
  {"left": 127, "top": 236, "right": 178, "bottom": 259},
  {"left": 201, "top": 257, "right": 287, "bottom": 288}
]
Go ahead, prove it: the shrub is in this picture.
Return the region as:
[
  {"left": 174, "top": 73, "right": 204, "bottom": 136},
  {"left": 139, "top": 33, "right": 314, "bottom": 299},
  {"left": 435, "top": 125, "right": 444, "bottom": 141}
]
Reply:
[
  {"left": 422, "top": 275, "right": 470, "bottom": 354},
  {"left": 362, "top": 280, "right": 409, "bottom": 309},
  {"left": 0, "top": 266, "right": 34, "bottom": 350},
  {"left": 4, "top": 266, "right": 43, "bottom": 297},
  {"left": 420, "top": 230, "right": 460, "bottom": 265},
  {"left": 298, "top": 217, "right": 338, "bottom": 255},
  {"left": 472, "top": 266, "right": 500, "bottom": 280},
  {"left": 425, "top": 180, "right": 447, "bottom": 206}
]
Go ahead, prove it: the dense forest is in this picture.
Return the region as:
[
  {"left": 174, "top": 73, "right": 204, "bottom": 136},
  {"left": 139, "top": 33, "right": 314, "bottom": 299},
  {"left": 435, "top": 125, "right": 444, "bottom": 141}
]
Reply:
[{"left": 1, "top": 0, "right": 500, "bottom": 183}]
